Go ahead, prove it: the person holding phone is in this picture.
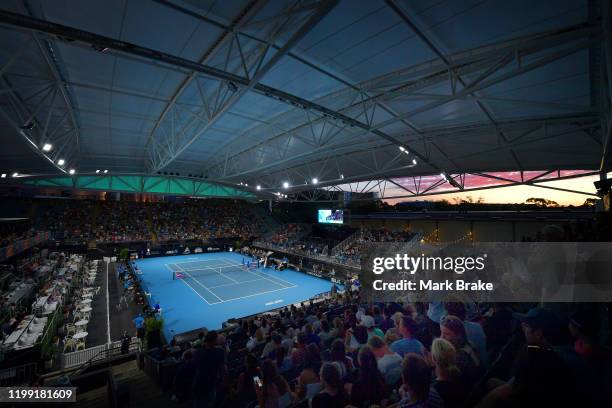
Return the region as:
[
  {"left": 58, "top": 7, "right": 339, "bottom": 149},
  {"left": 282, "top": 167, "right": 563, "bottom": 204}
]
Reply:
[
  {"left": 256, "top": 359, "right": 291, "bottom": 408},
  {"left": 236, "top": 354, "right": 261, "bottom": 406}
]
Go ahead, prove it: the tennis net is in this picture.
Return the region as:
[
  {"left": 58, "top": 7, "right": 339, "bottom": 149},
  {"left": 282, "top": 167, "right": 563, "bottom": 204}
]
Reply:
[{"left": 173, "top": 265, "right": 248, "bottom": 280}]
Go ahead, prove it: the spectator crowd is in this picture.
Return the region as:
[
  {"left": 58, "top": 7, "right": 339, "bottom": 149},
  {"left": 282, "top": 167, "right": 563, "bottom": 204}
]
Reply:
[
  {"left": 35, "top": 198, "right": 265, "bottom": 244},
  {"left": 153, "top": 291, "right": 612, "bottom": 408}
]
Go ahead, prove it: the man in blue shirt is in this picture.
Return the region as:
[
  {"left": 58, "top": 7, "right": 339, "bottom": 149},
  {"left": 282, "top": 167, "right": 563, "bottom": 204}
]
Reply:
[
  {"left": 133, "top": 314, "right": 145, "bottom": 340},
  {"left": 391, "top": 315, "right": 425, "bottom": 357}
]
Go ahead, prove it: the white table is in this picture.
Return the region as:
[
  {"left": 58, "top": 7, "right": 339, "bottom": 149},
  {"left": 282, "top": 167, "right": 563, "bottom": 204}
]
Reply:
[
  {"left": 79, "top": 298, "right": 92, "bottom": 304},
  {"left": 73, "top": 331, "right": 88, "bottom": 340},
  {"left": 81, "top": 292, "right": 93, "bottom": 299},
  {"left": 79, "top": 307, "right": 92, "bottom": 313},
  {"left": 75, "top": 320, "right": 88, "bottom": 327}
]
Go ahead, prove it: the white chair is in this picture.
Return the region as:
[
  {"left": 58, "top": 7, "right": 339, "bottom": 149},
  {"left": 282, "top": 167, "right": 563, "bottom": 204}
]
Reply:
[
  {"left": 63, "top": 337, "right": 76, "bottom": 352},
  {"left": 65, "top": 324, "right": 76, "bottom": 336},
  {"left": 76, "top": 340, "right": 86, "bottom": 351}
]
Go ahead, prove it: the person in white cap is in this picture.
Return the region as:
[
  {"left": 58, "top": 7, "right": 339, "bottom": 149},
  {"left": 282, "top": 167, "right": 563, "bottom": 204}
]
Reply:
[{"left": 361, "top": 315, "right": 384, "bottom": 341}]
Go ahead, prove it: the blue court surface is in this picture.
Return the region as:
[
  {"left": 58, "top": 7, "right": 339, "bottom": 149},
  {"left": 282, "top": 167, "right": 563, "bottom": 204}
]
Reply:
[{"left": 134, "top": 252, "right": 336, "bottom": 339}]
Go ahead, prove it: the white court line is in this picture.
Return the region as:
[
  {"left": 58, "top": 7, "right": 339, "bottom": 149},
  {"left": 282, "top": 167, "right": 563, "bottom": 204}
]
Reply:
[
  {"left": 208, "top": 285, "right": 294, "bottom": 304},
  {"left": 175, "top": 262, "right": 240, "bottom": 284},
  {"left": 237, "top": 266, "right": 297, "bottom": 290},
  {"left": 207, "top": 277, "right": 267, "bottom": 289},
  {"left": 164, "top": 258, "right": 295, "bottom": 305},
  {"left": 179, "top": 277, "right": 213, "bottom": 305},
  {"left": 174, "top": 259, "right": 228, "bottom": 266},
  {"left": 165, "top": 263, "right": 212, "bottom": 305},
  {"left": 182, "top": 270, "right": 225, "bottom": 303},
  {"left": 176, "top": 263, "right": 230, "bottom": 271},
  {"left": 220, "top": 259, "right": 297, "bottom": 288},
  {"left": 215, "top": 268, "right": 239, "bottom": 284}
]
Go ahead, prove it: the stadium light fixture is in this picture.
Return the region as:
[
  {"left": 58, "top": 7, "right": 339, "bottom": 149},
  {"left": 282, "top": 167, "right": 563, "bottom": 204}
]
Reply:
[
  {"left": 283, "top": 181, "right": 289, "bottom": 189},
  {"left": 12, "top": 172, "right": 18, "bottom": 177},
  {"left": 57, "top": 159, "right": 65, "bottom": 166},
  {"left": 312, "top": 178, "right": 318, "bottom": 184},
  {"left": 103, "top": 169, "right": 108, "bottom": 173},
  {"left": 42, "top": 143, "right": 52, "bottom": 152},
  {"left": 256, "top": 185, "right": 261, "bottom": 190},
  {"left": 69, "top": 169, "right": 76, "bottom": 175},
  {"left": 95, "top": 169, "right": 100, "bottom": 173},
  {"left": 412, "top": 159, "right": 417, "bottom": 165},
  {"left": 1, "top": 174, "right": 6, "bottom": 178}
]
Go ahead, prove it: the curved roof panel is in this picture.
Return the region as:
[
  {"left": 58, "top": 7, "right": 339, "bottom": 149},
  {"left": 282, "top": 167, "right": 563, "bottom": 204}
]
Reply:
[{"left": 0, "top": 0, "right": 607, "bottom": 198}]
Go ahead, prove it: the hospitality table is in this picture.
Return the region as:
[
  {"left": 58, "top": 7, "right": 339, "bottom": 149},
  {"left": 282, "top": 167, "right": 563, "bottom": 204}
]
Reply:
[
  {"left": 79, "top": 299, "right": 92, "bottom": 305},
  {"left": 73, "top": 331, "right": 88, "bottom": 340},
  {"left": 74, "top": 320, "right": 88, "bottom": 332},
  {"left": 79, "top": 306, "right": 92, "bottom": 313}
]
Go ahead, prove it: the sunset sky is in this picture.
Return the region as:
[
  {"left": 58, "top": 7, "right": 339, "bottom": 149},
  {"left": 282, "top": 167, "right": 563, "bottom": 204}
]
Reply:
[{"left": 384, "top": 172, "right": 610, "bottom": 206}]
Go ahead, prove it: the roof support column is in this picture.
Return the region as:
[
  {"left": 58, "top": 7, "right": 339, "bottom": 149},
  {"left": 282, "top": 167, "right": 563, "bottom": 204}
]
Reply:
[{"left": 601, "top": 0, "right": 612, "bottom": 171}]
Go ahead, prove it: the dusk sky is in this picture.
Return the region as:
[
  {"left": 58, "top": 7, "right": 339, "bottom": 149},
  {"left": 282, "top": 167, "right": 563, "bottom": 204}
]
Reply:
[{"left": 384, "top": 172, "right": 609, "bottom": 206}]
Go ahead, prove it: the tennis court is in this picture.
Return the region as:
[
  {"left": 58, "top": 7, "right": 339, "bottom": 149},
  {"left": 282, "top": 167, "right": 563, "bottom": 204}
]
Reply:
[
  {"left": 166, "top": 258, "right": 297, "bottom": 304},
  {"left": 134, "top": 252, "right": 336, "bottom": 338}
]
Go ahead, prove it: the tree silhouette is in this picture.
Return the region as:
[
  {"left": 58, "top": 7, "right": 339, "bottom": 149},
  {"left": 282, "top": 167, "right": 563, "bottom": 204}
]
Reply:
[{"left": 526, "top": 197, "right": 559, "bottom": 207}]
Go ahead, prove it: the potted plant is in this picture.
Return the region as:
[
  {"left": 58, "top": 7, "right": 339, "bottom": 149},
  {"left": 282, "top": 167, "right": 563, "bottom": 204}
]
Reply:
[
  {"left": 119, "top": 248, "right": 129, "bottom": 261},
  {"left": 41, "top": 341, "right": 59, "bottom": 370},
  {"left": 145, "top": 317, "right": 164, "bottom": 349}
]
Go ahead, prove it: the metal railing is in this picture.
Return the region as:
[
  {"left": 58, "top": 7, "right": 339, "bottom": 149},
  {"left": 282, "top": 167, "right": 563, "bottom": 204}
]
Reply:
[
  {"left": 330, "top": 230, "right": 360, "bottom": 256},
  {"left": 0, "top": 362, "right": 38, "bottom": 386},
  {"left": 252, "top": 241, "right": 361, "bottom": 270},
  {"left": 60, "top": 337, "right": 140, "bottom": 370}
]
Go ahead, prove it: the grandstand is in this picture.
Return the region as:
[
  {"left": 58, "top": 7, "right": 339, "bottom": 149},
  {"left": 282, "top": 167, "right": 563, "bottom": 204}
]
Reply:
[{"left": 0, "top": 1, "right": 611, "bottom": 407}]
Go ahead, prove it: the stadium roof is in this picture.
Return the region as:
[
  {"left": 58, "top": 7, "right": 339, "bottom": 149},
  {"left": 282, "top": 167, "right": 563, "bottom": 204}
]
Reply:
[{"left": 0, "top": 0, "right": 610, "bottom": 200}]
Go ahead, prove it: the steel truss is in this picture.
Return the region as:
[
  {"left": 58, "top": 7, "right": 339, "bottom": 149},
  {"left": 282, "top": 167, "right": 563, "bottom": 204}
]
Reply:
[
  {"left": 285, "top": 171, "right": 601, "bottom": 203},
  {"left": 201, "top": 22, "right": 604, "bottom": 185},
  {"left": 0, "top": 2, "right": 608, "bottom": 193},
  {"left": 0, "top": 20, "right": 80, "bottom": 173}
]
